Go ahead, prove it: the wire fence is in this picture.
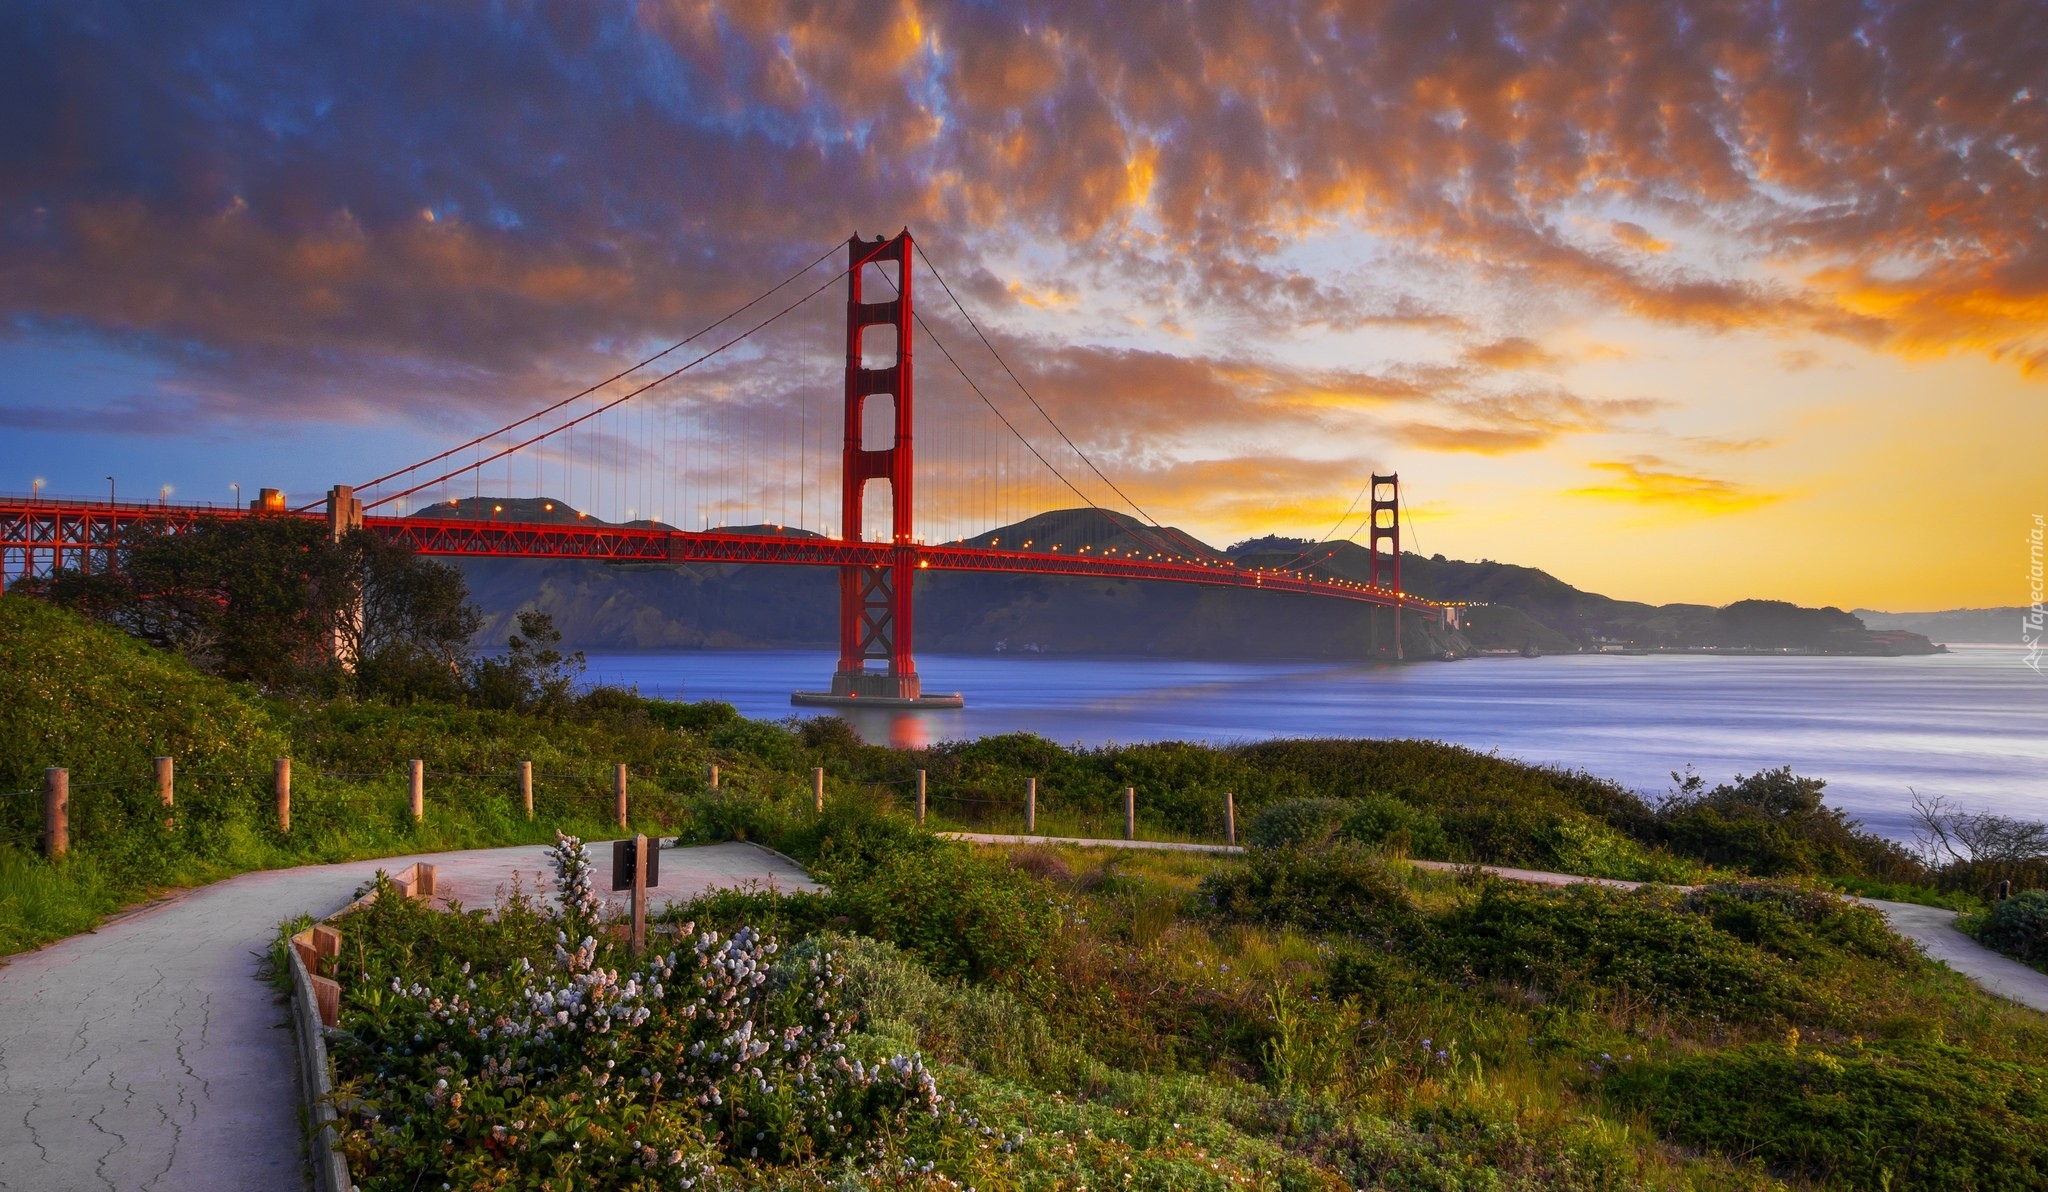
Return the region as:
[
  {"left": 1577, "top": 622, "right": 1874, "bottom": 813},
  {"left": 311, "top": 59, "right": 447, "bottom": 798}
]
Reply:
[
  {"left": 1, "top": 758, "right": 1241, "bottom": 859},
  {"left": 0, "top": 759, "right": 727, "bottom": 857}
]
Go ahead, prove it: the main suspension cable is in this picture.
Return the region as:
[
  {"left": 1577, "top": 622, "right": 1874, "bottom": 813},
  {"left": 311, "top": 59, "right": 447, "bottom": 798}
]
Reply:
[
  {"left": 330, "top": 240, "right": 844, "bottom": 511},
  {"left": 912, "top": 241, "right": 1161, "bottom": 528},
  {"left": 363, "top": 250, "right": 873, "bottom": 513}
]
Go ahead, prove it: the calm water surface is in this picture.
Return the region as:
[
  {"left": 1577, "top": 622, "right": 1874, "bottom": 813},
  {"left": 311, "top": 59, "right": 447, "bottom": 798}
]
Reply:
[{"left": 582, "top": 646, "right": 2048, "bottom": 841}]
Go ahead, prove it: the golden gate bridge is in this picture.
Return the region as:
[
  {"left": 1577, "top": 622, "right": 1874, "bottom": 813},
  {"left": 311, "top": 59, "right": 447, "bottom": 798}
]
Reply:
[{"left": 0, "top": 229, "right": 1449, "bottom": 707}]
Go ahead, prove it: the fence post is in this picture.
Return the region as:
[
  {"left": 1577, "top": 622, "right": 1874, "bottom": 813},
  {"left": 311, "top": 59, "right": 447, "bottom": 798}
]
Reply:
[
  {"left": 1124, "top": 786, "right": 1136, "bottom": 841},
  {"left": 709, "top": 764, "right": 719, "bottom": 790},
  {"left": 520, "top": 761, "right": 533, "bottom": 820},
  {"left": 275, "top": 758, "right": 292, "bottom": 834},
  {"left": 630, "top": 833, "right": 648, "bottom": 956},
  {"left": 1225, "top": 791, "right": 1236, "bottom": 846},
  {"left": 1026, "top": 777, "right": 1037, "bottom": 835},
  {"left": 813, "top": 767, "right": 825, "bottom": 814},
  {"left": 157, "top": 756, "right": 174, "bottom": 829},
  {"left": 615, "top": 764, "right": 629, "bottom": 830},
  {"left": 916, "top": 769, "right": 927, "bottom": 825},
  {"left": 42, "top": 767, "right": 67, "bottom": 858},
  {"left": 409, "top": 760, "right": 424, "bottom": 822}
]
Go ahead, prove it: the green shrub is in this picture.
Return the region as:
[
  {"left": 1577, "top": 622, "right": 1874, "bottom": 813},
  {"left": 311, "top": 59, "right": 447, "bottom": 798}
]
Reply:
[
  {"left": 1337, "top": 794, "right": 1450, "bottom": 858},
  {"left": 1973, "top": 889, "right": 2048, "bottom": 971},
  {"left": 831, "top": 843, "right": 1060, "bottom": 989},
  {"left": 1433, "top": 881, "right": 1800, "bottom": 1020},
  {"left": 1605, "top": 1040, "right": 2048, "bottom": 1188},
  {"left": 1201, "top": 842, "right": 1420, "bottom": 944},
  {"left": 1657, "top": 766, "right": 1921, "bottom": 880},
  {"left": 1246, "top": 797, "right": 1353, "bottom": 849},
  {"left": 1684, "top": 881, "right": 1912, "bottom": 964}
]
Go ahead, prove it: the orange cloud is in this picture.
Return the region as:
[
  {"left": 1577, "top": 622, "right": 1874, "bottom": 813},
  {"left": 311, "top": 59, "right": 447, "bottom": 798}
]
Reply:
[{"left": 1568, "top": 459, "right": 1783, "bottom": 514}]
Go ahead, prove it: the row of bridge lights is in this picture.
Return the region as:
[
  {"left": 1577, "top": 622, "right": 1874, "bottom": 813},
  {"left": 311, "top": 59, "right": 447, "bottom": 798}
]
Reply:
[{"left": 407, "top": 499, "right": 1437, "bottom": 609}]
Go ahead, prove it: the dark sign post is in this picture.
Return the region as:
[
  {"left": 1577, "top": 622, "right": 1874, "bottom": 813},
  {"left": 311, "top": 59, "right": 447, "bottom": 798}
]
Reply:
[{"left": 611, "top": 834, "right": 659, "bottom": 954}]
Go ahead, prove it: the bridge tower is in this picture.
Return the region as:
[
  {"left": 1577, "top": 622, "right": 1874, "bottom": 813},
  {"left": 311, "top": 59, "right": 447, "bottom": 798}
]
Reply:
[
  {"left": 1369, "top": 473, "right": 1402, "bottom": 661},
  {"left": 796, "top": 229, "right": 962, "bottom": 708}
]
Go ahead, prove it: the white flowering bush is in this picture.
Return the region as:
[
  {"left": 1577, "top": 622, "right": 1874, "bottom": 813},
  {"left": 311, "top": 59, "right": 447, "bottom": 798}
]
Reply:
[
  {"left": 546, "top": 829, "right": 607, "bottom": 927},
  {"left": 328, "top": 870, "right": 945, "bottom": 1189}
]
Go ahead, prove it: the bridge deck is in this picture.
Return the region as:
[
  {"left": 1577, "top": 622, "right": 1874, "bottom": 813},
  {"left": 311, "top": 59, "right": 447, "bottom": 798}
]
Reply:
[{"left": 0, "top": 501, "right": 1447, "bottom": 614}]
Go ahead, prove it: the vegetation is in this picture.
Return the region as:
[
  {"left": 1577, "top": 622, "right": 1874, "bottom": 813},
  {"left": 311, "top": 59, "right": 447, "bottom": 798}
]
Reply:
[
  {"left": 1965, "top": 890, "right": 2048, "bottom": 974},
  {"left": 8, "top": 569, "right": 2047, "bottom": 1188},
  {"left": 322, "top": 795, "right": 2048, "bottom": 1190}
]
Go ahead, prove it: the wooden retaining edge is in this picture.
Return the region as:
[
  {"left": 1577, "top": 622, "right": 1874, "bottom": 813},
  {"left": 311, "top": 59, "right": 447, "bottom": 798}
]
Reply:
[
  {"left": 283, "top": 860, "right": 438, "bottom": 1192},
  {"left": 288, "top": 942, "right": 350, "bottom": 1192}
]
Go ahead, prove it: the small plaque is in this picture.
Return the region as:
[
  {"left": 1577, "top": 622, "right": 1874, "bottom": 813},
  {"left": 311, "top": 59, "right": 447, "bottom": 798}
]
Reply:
[{"left": 611, "top": 837, "right": 660, "bottom": 890}]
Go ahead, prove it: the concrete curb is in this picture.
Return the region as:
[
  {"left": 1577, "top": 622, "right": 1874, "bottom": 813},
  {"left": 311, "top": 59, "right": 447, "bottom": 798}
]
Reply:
[{"left": 287, "top": 944, "right": 350, "bottom": 1192}]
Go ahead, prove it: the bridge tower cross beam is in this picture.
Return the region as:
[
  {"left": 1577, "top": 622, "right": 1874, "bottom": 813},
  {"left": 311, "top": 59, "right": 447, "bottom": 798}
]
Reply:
[{"left": 830, "top": 228, "right": 923, "bottom": 701}]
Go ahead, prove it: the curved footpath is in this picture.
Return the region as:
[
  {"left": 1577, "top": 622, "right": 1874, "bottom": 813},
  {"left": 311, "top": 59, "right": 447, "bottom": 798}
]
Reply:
[
  {"left": 950, "top": 833, "right": 2048, "bottom": 1015},
  {"left": 0, "top": 841, "right": 816, "bottom": 1192}
]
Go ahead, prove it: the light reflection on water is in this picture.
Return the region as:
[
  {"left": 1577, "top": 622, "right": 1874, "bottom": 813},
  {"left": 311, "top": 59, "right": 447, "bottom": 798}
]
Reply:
[{"left": 582, "top": 645, "right": 2048, "bottom": 841}]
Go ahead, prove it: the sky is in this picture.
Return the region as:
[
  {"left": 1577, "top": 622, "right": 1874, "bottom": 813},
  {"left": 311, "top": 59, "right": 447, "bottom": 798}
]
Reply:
[{"left": 2, "top": 0, "right": 2043, "bottom": 612}]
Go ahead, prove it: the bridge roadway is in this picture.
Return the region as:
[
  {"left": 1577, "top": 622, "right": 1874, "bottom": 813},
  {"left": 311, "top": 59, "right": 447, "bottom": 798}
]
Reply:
[{"left": 0, "top": 500, "right": 1450, "bottom": 617}]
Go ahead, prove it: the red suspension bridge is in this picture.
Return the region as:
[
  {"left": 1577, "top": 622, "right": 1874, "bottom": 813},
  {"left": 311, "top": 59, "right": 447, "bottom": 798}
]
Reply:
[{"left": 0, "top": 229, "right": 1451, "bottom": 707}]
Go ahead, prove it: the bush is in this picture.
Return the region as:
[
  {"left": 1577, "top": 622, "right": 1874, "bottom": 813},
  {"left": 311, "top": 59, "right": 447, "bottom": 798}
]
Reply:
[
  {"left": 1201, "top": 842, "right": 1420, "bottom": 944},
  {"left": 1605, "top": 1040, "right": 2048, "bottom": 1188},
  {"left": 1246, "top": 797, "right": 1354, "bottom": 849},
  {"left": 831, "top": 844, "right": 1060, "bottom": 989},
  {"left": 328, "top": 876, "right": 945, "bottom": 1188},
  {"left": 1684, "top": 881, "right": 1912, "bottom": 964},
  {"left": 1658, "top": 766, "right": 1919, "bottom": 880},
  {"left": 1432, "top": 881, "right": 1801, "bottom": 1020},
  {"left": 1972, "top": 889, "right": 2048, "bottom": 971},
  {"left": 1337, "top": 795, "right": 1450, "bottom": 858}
]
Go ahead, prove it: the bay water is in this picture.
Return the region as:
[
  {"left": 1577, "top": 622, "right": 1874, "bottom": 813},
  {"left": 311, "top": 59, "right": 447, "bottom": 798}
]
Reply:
[{"left": 582, "top": 645, "right": 2048, "bottom": 842}]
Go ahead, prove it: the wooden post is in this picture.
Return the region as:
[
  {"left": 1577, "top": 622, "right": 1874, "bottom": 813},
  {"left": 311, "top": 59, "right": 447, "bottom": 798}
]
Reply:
[
  {"left": 275, "top": 758, "right": 291, "bottom": 834},
  {"left": 520, "top": 760, "right": 533, "bottom": 820},
  {"left": 813, "top": 767, "right": 825, "bottom": 814},
  {"left": 157, "top": 756, "right": 174, "bottom": 829},
  {"left": 1124, "top": 786, "right": 1136, "bottom": 841},
  {"left": 916, "top": 769, "right": 927, "bottom": 825},
  {"left": 42, "top": 767, "right": 67, "bottom": 858},
  {"left": 409, "top": 759, "right": 424, "bottom": 822},
  {"left": 708, "top": 764, "right": 719, "bottom": 790},
  {"left": 630, "top": 833, "right": 648, "bottom": 956},
  {"left": 1225, "top": 791, "right": 1237, "bottom": 846},
  {"left": 615, "top": 764, "right": 629, "bottom": 830},
  {"left": 1026, "top": 777, "right": 1037, "bottom": 835}
]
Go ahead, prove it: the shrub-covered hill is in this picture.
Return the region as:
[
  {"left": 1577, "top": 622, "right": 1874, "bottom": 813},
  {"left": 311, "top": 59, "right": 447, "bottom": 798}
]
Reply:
[{"left": 324, "top": 799, "right": 2048, "bottom": 1192}]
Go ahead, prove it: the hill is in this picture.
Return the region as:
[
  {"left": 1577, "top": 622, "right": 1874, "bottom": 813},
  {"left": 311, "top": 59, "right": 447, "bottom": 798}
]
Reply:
[
  {"left": 428, "top": 500, "right": 1934, "bottom": 659},
  {"left": 1853, "top": 607, "right": 2029, "bottom": 645}
]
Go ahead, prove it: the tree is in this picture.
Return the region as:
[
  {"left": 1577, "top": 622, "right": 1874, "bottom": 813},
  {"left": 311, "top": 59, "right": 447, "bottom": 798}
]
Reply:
[
  {"left": 470, "top": 610, "right": 584, "bottom": 714},
  {"left": 28, "top": 516, "right": 481, "bottom": 697},
  {"left": 335, "top": 531, "right": 482, "bottom": 702}
]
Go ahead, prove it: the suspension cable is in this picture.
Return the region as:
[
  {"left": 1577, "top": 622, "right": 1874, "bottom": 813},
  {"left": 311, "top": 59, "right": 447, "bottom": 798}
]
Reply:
[
  {"left": 364, "top": 251, "right": 873, "bottom": 513},
  {"left": 912, "top": 241, "right": 1161, "bottom": 528},
  {"left": 325, "top": 241, "right": 844, "bottom": 512}
]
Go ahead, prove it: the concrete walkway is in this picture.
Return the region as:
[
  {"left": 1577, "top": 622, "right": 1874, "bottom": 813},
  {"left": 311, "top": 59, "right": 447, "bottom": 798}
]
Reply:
[
  {"left": 949, "top": 833, "right": 2048, "bottom": 1015},
  {"left": 0, "top": 840, "right": 814, "bottom": 1192}
]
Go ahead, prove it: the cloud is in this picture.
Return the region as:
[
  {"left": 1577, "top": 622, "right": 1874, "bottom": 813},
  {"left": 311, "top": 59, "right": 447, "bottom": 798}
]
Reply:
[
  {"left": 2, "top": 0, "right": 2043, "bottom": 453},
  {"left": 1568, "top": 458, "right": 1783, "bottom": 514}
]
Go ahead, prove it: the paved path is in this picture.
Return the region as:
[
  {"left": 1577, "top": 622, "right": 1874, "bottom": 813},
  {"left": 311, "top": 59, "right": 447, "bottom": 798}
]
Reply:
[
  {"left": 1862, "top": 898, "right": 2048, "bottom": 1014},
  {"left": 949, "top": 833, "right": 2048, "bottom": 1015},
  {"left": 0, "top": 840, "right": 814, "bottom": 1192}
]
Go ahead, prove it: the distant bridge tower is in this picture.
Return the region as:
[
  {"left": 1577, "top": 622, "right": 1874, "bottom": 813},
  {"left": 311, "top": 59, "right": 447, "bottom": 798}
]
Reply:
[
  {"left": 796, "top": 228, "right": 962, "bottom": 708},
  {"left": 1369, "top": 473, "right": 1402, "bottom": 661}
]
